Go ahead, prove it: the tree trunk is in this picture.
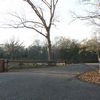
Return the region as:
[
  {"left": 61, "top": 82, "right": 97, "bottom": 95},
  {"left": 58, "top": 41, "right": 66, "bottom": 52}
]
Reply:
[
  {"left": 97, "top": 52, "right": 100, "bottom": 74},
  {"left": 46, "top": 32, "right": 52, "bottom": 61}
]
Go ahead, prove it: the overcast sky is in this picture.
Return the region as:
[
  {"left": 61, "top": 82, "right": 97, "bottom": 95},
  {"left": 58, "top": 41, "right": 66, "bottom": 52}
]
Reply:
[{"left": 0, "top": 0, "right": 94, "bottom": 46}]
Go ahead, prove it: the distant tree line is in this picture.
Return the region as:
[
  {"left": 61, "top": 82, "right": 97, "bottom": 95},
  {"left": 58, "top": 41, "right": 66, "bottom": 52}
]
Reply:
[{"left": 0, "top": 36, "right": 100, "bottom": 63}]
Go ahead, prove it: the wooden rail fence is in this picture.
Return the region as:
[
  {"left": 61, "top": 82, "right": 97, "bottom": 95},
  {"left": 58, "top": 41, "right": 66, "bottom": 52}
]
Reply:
[{"left": 0, "top": 59, "right": 66, "bottom": 72}]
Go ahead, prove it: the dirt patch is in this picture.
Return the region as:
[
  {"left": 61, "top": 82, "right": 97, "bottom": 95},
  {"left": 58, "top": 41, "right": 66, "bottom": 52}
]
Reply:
[{"left": 79, "top": 70, "right": 100, "bottom": 85}]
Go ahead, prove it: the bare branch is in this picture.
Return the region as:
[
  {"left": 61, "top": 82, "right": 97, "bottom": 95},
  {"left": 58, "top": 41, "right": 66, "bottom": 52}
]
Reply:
[
  {"left": 72, "top": 10, "right": 100, "bottom": 20},
  {"left": 24, "top": 25, "right": 47, "bottom": 38},
  {"left": 55, "top": 0, "right": 58, "bottom": 6},
  {"left": 42, "top": 0, "right": 51, "bottom": 8},
  {"left": 1, "top": 22, "right": 47, "bottom": 38},
  {"left": 1, "top": 12, "right": 46, "bottom": 37},
  {"left": 48, "top": 0, "right": 58, "bottom": 29},
  {"left": 24, "top": 0, "right": 47, "bottom": 29},
  {"left": 0, "top": 24, "right": 24, "bottom": 29},
  {"left": 3, "top": 12, "right": 44, "bottom": 28},
  {"left": 90, "top": 19, "right": 100, "bottom": 27},
  {"left": 76, "top": 15, "right": 100, "bottom": 20},
  {"left": 38, "top": 7, "right": 44, "bottom": 18},
  {"left": 22, "top": 21, "right": 44, "bottom": 28},
  {"left": 72, "top": 1, "right": 100, "bottom": 27}
]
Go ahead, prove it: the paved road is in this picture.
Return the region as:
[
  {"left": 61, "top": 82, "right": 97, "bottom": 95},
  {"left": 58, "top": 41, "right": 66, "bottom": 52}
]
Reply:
[{"left": 0, "top": 64, "right": 100, "bottom": 100}]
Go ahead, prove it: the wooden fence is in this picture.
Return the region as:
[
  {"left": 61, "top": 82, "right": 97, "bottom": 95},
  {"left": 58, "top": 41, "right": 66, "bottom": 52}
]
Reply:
[{"left": 0, "top": 59, "right": 66, "bottom": 72}]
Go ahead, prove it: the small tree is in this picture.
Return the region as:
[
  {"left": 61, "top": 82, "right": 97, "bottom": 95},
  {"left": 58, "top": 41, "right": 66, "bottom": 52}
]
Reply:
[
  {"left": 5, "top": 0, "right": 59, "bottom": 61},
  {"left": 4, "top": 38, "right": 24, "bottom": 59}
]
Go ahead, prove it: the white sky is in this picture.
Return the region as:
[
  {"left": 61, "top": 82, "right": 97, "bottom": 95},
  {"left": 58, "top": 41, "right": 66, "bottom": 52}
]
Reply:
[{"left": 0, "top": 0, "right": 94, "bottom": 46}]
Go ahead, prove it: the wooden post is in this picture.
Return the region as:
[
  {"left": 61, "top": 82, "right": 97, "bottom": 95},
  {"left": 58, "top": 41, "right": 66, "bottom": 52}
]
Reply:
[
  {"left": 0, "top": 59, "right": 5, "bottom": 72},
  {"left": 4, "top": 59, "right": 8, "bottom": 72}
]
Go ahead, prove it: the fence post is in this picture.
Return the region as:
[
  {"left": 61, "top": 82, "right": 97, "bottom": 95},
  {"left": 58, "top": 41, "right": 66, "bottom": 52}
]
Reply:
[
  {"left": 4, "top": 59, "right": 8, "bottom": 72},
  {"left": 0, "top": 59, "right": 5, "bottom": 72},
  {"left": 0, "top": 59, "right": 8, "bottom": 72}
]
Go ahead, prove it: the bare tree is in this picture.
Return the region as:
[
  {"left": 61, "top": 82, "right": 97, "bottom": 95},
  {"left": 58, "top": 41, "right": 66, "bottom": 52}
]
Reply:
[
  {"left": 5, "top": 0, "right": 59, "bottom": 61},
  {"left": 4, "top": 38, "right": 24, "bottom": 59},
  {"left": 73, "top": 0, "right": 100, "bottom": 73}
]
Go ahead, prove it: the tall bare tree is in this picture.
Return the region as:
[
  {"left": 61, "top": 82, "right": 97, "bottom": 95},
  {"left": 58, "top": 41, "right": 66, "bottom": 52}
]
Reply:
[
  {"left": 6, "top": 0, "right": 59, "bottom": 61},
  {"left": 74, "top": 0, "right": 100, "bottom": 73}
]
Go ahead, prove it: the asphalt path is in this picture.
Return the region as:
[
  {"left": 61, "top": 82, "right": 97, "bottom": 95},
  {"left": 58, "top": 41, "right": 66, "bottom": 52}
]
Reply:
[{"left": 0, "top": 64, "right": 100, "bottom": 100}]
